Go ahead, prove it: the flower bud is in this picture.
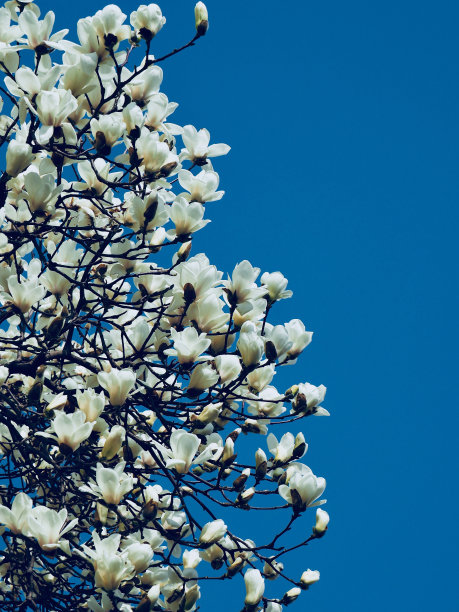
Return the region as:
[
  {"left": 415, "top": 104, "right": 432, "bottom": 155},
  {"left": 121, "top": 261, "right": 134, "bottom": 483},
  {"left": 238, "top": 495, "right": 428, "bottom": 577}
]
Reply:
[
  {"left": 237, "top": 486, "right": 255, "bottom": 505},
  {"left": 6, "top": 141, "right": 34, "bottom": 177},
  {"left": 255, "top": 448, "right": 268, "bottom": 481},
  {"left": 299, "top": 569, "right": 320, "bottom": 589},
  {"left": 281, "top": 587, "right": 301, "bottom": 604},
  {"left": 195, "top": 2, "right": 208, "bottom": 36},
  {"left": 100, "top": 425, "right": 125, "bottom": 460},
  {"left": 313, "top": 508, "right": 329, "bottom": 537},
  {"left": 292, "top": 432, "right": 307, "bottom": 460},
  {"left": 244, "top": 568, "right": 265, "bottom": 607},
  {"left": 233, "top": 467, "right": 250, "bottom": 491}
]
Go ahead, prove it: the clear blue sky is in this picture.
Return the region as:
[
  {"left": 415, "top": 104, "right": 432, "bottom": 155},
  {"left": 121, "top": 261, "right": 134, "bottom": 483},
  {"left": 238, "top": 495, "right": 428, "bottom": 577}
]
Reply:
[{"left": 40, "top": 0, "right": 459, "bottom": 609}]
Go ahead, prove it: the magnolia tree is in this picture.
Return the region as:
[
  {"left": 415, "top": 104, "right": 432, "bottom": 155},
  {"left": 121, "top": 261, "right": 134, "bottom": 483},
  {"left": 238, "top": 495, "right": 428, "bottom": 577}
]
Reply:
[{"left": 0, "top": 2, "right": 330, "bottom": 611}]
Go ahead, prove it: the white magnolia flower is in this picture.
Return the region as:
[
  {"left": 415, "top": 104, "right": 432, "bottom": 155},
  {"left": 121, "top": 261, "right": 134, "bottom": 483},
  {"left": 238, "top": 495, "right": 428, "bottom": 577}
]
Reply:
[
  {"left": 18, "top": 10, "right": 68, "bottom": 51},
  {"left": 199, "top": 519, "right": 227, "bottom": 545},
  {"left": 0, "top": 492, "right": 32, "bottom": 534},
  {"left": 261, "top": 271, "right": 293, "bottom": 302},
  {"left": 18, "top": 172, "right": 62, "bottom": 214},
  {"left": 136, "top": 129, "right": 178, "bottom": 176},
  {"left": 100, "top": 425, "right": 126, "bottom": 460},
  {"left": 123, "top": 64, "right": 163, "bottom": 102},
  {"left": 91, "top": 113, "right": 124, "bottom": 149},
  {"left": 282, "top": 587, "right": 302, "bottom": 604},
  {"left": 4, "top": 274, "right": 46, "bottom": 313},
  {"left": 267, "top": 432, "right": 295, "bottom": 465},
  {"left": 215, "top": 354, "right": 242, "bottom": 383},
  {"left": 83, "top": 532, "right": 135, "bottom": 591},
  {"left": 285, "top": 319, "right": 313, "bottom": 359},
  {"left": 163, "top": 429, "right": 220, "bottom": 474},
  {"left": 76, "top": 388, "right": 106, "bottom": 422},
  {"left": 92, "top": 5, "right": 131, "bottom": 45},
  {"left": 180, "top": 125, "right": 230, "bottom": 164},
  {"left": 188, "top": 362, "right": 219, "bottom": 394},
  {"left": 97, "top": 368, "right": 136, "bottom": 406},
  {"left": 35, "top": 88, "right": 78, "bottom": 143},
  {"left": 293, "top": 382, "right": 329, "bottom": 416},
  {"left": 27, "top": 506, "right": 77, "bottom": 551},
  {"left": 124, "top": 541, "right": 154, "bottom": 572},
  {"left": 300, "top": 569, "right": 320, "bottom": 588},
  {"left": 130, "top": 4, "right": 165, "bottom": 39},
  {"left": 266, "top": 604, "right": 283, "bottom": 612},
  {"left": 166, "top": 326, "right": 211, "bottom": 365},
  {"left": 169, "top": 196, "right": 209, "bottom": 237},
  {"left": 237, "top": 321, "right": 264, "bottom": 367},
  {"left": 278, "top": 468, "right": 326, "bottom": 509},
  {"left": 51, "top": 410, "right": 94, "bottom": 451},
  {"left": 178, "top": 169, "right": 224, "bottom": 203},
  {"left": 246, "top": 364, "right": 275, "bottom": 392},
  {"left": 223, "top": 260, "right": 265, "bottom": 305},
  {"left": 94, "top": 461, "right": 135, "bottom": 505},
  {"left": 183, "top": 548, "right": 202, "bottom": 569},
  {"left": 244, "top": 568, "right": 265, "bottom": 607},
  {"left": 5, "top": 140, "right": 34, "bottom": 177},
  {"left": 144, "top": 92, "right": 180, "bottom": 133}
]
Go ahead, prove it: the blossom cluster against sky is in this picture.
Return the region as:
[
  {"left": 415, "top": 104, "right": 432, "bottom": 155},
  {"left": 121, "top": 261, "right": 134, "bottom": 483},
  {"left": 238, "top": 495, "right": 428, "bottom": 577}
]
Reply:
[{"left": 24, "top": 0, "right": 459, "bottom": 610}]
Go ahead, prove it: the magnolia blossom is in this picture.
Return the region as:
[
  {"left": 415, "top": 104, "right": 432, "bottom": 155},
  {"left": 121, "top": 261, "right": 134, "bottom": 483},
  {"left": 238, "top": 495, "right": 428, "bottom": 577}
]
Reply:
[
  {"left": 261, "top": 271, "right": 293, "bottom": 302},
  {"left": 4, "top": 274, "right": 46, "bottom": 312},
  {"left": 0, "top": 492, "right": 32, "bottom": 534},
  {"left": 5, "top": 140, "right": 34, "bottom": 177},
  {"left": 83, "top": 533, "right": 135, "bottom": 591},
  {"left": 199, "top": 519, "right": 227, "bottom": 545},
  {"left": 130, "top": 4, "right": 166, "bottom": 38},
  {"left": 93, "top": 461, "right": 134, "bottom": 505},
  {"left": 178, "top": 169, "right": 224, "bottom": 203},
  {"left": 300, "top": 569, "right": 321, "bottom": 588},
  {"left": 278, "top": 468, "right": 326, "bottom": 509},
  {"left": 244, "top": 568, "right": 265, "bottom": 607},
  {"left": 163, "top": 429, "right": 220, "bottom": 474},
  {"left": 27, "top": 507, "right": 78, "bottom": 551},
  {"left": 179, "top": 125, "right": 230, "bottom": 164},
  {"left": 51, "top": 410, "right": 94, "bottom": 451},
  {"left": 166, "top": 327, "right": 211, "bottom": 365},
  {"left": 76, "top": 388, "right": 106, "bottom": 422},
  {"left": 97, "top": 368, "right": 136, "bottom": 406}
]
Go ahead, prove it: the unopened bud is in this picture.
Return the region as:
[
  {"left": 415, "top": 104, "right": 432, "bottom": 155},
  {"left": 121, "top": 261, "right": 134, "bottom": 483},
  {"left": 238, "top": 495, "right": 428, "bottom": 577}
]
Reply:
[
  {"left": 299, "top": 569, "right": 320, "bottom": 589},
  {"left": 284, "top": 384, "right": 299, "bottom": 400},
  {"left": 237, "top": 486, "right": 255, "bottom": 505},
  {"left": 183, "top": 282, "right": 196, "bottom": 305},
  {"left": 312, "top": 508, "right": 329, "bottom": 537},
  {"left": 100, "top": 425, "right": 125, "bottom": 460},
  {"left": 176, "top": 241, "right": 192, "bottom": 263},
  {"left": 292, "top": 432, "right": 307, "bottom": 460},
  {"left": 281, "top": 586, "right": 302, "bottom": 604},
  {"left": 255, "top": 448, "right": 267, "bottom": 481},
  {"left": 233, "top": 467, "right": 250, "bottom": 491},
  {"left": 195, "top": 2, "right": 208, "bottom": 36}
]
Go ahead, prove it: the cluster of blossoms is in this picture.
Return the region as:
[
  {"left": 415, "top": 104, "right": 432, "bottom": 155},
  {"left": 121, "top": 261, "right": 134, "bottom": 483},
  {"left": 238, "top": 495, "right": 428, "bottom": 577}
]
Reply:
[{"left": 0, "top": 1, "right": 330, "bottom": 611}]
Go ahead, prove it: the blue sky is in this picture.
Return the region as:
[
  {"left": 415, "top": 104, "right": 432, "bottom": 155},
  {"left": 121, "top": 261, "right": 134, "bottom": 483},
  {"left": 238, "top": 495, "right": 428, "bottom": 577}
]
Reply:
[{"left": 37, "top": 0, "right": 459, "bottom": 609}]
